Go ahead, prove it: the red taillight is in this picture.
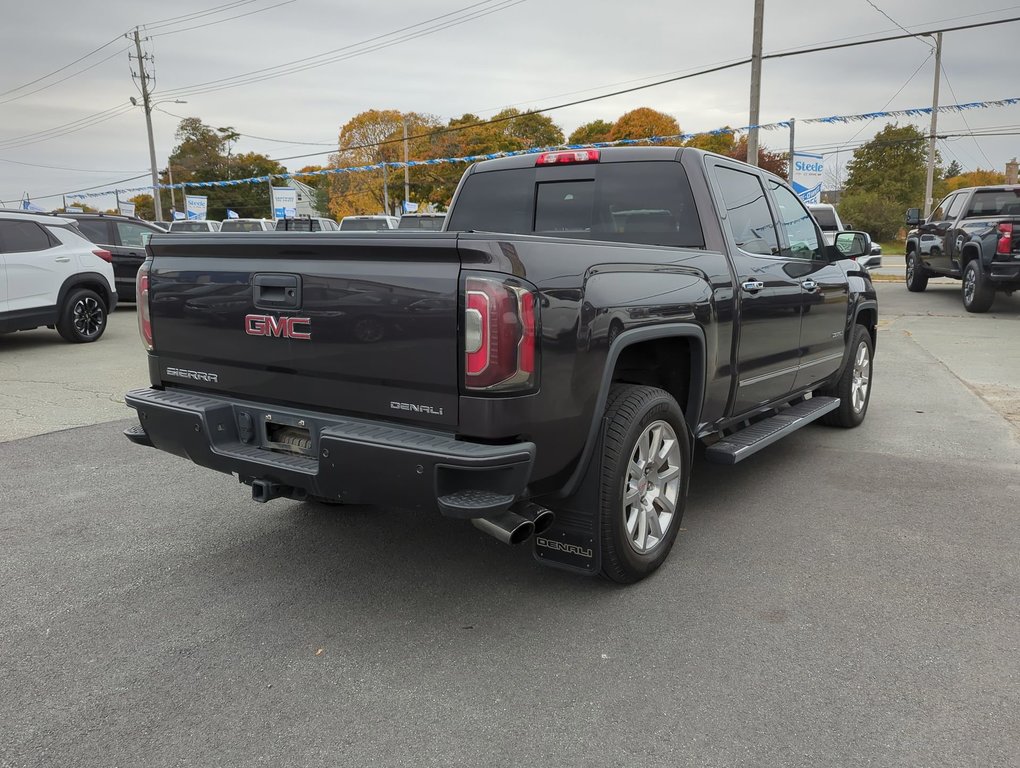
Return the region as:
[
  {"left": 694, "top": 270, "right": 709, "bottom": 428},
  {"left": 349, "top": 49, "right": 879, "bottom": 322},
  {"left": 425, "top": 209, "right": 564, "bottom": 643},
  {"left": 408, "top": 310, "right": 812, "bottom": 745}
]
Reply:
[
  {"left": 997, "top": 222, "right": 1013, "bottom": 255},
  {"left": 136, "top": 261, "right": 153, "bottom": 351},
  {"left": 464, "top": 276, "right": 538, "bottom": 392},
  {"left": 93, "top": 248, "right": 112, "bottom": 263},
  {"left": 535, "top": 149, "right": 600, "bottom": 166}
]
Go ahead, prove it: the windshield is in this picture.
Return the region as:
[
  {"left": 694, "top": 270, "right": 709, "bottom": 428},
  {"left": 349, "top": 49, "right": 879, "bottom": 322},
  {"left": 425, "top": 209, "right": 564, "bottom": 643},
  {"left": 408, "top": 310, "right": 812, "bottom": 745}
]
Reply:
[{"left": 446, "top": 161, "right": 704, "bottom": 248}]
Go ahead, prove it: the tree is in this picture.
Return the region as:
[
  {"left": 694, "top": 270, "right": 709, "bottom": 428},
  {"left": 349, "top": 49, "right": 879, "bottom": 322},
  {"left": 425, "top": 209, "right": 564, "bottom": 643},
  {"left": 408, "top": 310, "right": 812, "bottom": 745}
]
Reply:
[
  {"left": 726, "top": 136, "right": 788, "bottom": 178},
  {"left": 945, "top": 159, "right": 963, "bottom": 179},
  {"left": 128, "top": 194, "right": 155, "bottom": 220},
  {"left": 163, "top": 117, "right": 287, "bottom": 220},
  {"left": 609, "top": 108, "right": 682, "bottom": 145},
  {"left": 568, "top": 120, "right": 613, "bottom": 145},
  {"left": 839, "top": 123, "right": 933, "bottom": 239},
  {"left": 686, "top": 128, "right": 736, "bottom": 155},
  {"left": 944, "top": 168, "right": 1006, "bottom": 192}
]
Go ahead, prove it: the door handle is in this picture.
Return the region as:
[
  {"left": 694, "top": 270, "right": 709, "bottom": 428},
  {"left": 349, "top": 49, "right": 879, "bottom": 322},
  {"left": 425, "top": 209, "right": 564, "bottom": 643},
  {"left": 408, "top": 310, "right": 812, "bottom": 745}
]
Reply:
[
  {"left": 741, "top": 281, "right": 764, "bottom": 293},
  {"left": 55, "top": 257, "right": 71, "bottom": 263},
  {"left": 802, "top": 279, "right": 818, "bottom": 291}
]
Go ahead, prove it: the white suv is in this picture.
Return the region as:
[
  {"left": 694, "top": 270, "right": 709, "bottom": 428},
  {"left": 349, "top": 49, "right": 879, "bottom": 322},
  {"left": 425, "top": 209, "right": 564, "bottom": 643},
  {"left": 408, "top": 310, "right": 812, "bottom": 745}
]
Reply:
[{"left": 0, "top": 210, "right": 117, "bottom": 343}]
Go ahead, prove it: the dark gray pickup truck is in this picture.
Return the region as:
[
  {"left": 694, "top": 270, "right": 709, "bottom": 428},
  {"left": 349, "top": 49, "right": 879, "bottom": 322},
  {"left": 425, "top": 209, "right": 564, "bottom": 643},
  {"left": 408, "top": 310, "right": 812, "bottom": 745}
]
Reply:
[
  {"left": 125, "top": 147, "right": 878, "bottom": 583},
  {"left": 906, "top": 185, "right": 1020, "bottom": 311}
]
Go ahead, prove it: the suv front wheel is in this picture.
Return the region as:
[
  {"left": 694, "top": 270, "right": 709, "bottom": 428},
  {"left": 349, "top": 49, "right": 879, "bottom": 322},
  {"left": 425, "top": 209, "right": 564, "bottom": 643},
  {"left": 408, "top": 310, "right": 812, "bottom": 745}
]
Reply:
[{"left": 57, "top": 288, "right": 108, "bottom": 343}]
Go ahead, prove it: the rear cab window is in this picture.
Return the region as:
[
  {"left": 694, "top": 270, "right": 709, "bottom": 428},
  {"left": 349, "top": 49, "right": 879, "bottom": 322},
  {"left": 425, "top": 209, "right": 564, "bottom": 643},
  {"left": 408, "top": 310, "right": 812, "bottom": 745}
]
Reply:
[{"left": 447, "top": 160, "right": 705, "bottom": 248}]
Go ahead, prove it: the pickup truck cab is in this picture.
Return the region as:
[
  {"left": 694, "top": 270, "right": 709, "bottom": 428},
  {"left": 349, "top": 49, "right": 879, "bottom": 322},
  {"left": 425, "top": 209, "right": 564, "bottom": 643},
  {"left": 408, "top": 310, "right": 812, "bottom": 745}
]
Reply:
[
  {"left": 124, "top": 147, "right": 877, "bottom": 583},
  {"left": 906, "top": 185, "right": 1020, "bottom": 311}
]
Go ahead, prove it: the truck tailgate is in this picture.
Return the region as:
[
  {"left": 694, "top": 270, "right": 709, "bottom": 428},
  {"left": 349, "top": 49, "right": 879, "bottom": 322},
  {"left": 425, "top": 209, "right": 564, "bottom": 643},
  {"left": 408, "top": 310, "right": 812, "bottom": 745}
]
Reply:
[{"left": 147, "top": 233, "right": 461, "bottom": 426}]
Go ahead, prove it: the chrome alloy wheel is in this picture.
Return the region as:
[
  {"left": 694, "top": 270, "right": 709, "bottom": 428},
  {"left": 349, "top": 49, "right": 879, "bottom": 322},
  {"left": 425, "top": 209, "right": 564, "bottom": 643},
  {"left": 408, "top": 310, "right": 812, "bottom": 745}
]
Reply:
[
  {"left": 623, "top": 420, "right": 683, "bottom": 554},
  {"left": 906, "top": 255, "right": 916, "bottom": 283},
  {"left": 963, "top": 267, "right": 976, "bottom": 305},
  {"left": 72, "top": 297, "right": 104, "bottom": 339},
  {"left": 851, "top": 342, "right": 871, "bottom": 413}
]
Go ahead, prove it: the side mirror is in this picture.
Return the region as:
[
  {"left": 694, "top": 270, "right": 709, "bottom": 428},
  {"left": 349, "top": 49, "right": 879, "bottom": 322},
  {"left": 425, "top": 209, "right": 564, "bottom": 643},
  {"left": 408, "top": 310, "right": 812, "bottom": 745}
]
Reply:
[
  {"left": 833, "top": 230, "right": 871, "bottom": 259},
  {"left": 905, "top": 208, "right": 921, "bottom": 226}
]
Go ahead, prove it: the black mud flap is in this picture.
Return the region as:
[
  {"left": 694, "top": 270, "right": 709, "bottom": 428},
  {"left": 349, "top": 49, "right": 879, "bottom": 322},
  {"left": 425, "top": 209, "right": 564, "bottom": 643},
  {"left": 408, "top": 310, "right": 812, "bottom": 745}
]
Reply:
[{"left": 532, "top": 429, "right": 605, "bottom": 576}]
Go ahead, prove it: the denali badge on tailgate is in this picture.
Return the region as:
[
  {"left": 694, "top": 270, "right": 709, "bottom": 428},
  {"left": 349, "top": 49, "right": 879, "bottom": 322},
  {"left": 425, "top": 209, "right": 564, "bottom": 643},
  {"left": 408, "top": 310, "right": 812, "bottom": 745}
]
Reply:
[{"left": 245, "top": 314, "right": 312, "bottom": 340}]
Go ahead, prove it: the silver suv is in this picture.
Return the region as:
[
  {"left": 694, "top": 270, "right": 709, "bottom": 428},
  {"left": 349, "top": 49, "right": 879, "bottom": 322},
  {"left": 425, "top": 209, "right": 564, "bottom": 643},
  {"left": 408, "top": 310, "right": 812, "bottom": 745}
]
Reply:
[{"left": 0, "top": 210, "right": 117, "bottom": 342}]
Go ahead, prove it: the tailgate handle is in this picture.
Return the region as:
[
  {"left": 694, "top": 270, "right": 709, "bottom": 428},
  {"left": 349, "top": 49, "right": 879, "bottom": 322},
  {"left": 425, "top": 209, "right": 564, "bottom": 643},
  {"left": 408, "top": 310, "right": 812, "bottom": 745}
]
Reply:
[{"left": 253, "top": 273, "right": 301, "bottom": 310}]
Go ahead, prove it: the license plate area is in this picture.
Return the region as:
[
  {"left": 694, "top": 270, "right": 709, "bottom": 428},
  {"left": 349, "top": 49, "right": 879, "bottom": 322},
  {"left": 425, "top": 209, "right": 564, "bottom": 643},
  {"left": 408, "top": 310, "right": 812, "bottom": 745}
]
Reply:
[{"left": 263, "top": 418, "right": 313, "bottom": 456}]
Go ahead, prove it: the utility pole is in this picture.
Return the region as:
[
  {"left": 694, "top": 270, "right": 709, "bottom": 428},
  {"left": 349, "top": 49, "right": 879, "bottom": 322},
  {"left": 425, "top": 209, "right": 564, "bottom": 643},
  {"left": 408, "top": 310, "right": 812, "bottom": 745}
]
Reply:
[
  {"left": 402, "top": 119, "right": 410, "bottom": 213},
  {"left": 746, "top": 0, "right": 765, "bottom": 167},
  {"left": 923, "top": 32, "right": 943, "bottom": 217},
  {"left": 168, "top": 165, "right": 177, "bottom": 217},
  {"left": 131, "top": 29, "right": 163, "bottom": 221},
  {"left": 788, "top": 117, "right": 795, "bottom": 182}
]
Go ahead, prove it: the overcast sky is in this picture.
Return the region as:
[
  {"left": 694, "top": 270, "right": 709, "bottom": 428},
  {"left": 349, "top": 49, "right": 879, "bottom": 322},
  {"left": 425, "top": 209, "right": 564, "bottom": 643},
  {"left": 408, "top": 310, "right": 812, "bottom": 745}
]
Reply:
[{"left": 3, "top": 0, "right": 1020, "bottom": 209}]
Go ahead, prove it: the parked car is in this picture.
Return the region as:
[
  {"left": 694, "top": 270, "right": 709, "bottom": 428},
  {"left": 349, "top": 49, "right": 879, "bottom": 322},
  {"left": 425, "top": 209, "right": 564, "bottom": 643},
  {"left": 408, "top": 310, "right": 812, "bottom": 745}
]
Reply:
[
  {"left": 169, "top": 220, "right": 221, "bottom": 233},
  {"left": 274, "top": 217, "right": 338, "bottom": 231},
  {"left": 397, "top": 213, "right": 446, "bottom": 231},
  {"left": 62, "top": 212, "right": 165, "bottom": 302},
  {"left": 339, "top": 215, "right": 399, "bottom": 231},
  {"left": 0, "top": 209, "right": 116, "bottom": 342},
  {"left": 220, "top": 218, "right": 275, "bottom": 232},
  {"left": 807, "top": 204, "right": 880, "bottom": 269}
]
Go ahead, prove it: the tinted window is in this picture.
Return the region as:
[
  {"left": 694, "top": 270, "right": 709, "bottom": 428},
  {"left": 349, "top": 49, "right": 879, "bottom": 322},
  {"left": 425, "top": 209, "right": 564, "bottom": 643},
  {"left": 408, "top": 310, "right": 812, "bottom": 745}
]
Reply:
[
  {"left": 966, "top": 189, "right": 1020, "bottom": 217},
  {"left": 945, "top": 193, "right": 967, "bottom": 219},
  {"left": 340, "top": 219, "right": 389, "bottom": 231},
  {"left": 74, "top": 219, "right": 111, "bottom": 244},
  {"left": 714, "top": 166, "right": 779, "bottom": 256},
  {"left": 115, "top": 221, "right": 151, "bottom": 247},
  {"left": 930, "top": 194, "right": 953, "bottom": 221},
  {"left": 398, "top": 216, "right": 445, "bottom": 230},
  {"left": 221, "top": 220, "right": 268, "bottom": 232},
  {"left": 770, "top": 181, "right": 823, "bottom": 260},
  {"left": 0, "top": 220, "right": 54, "bottom": 253},
  {"left": 809, "top": 206, "right": 839, "bottom": 231},
  {"left": 169, "top": 221, "right": 211, "bottom": 232},
  {"left": 447, "top": 161, "right": 704, "bottom": 247}
]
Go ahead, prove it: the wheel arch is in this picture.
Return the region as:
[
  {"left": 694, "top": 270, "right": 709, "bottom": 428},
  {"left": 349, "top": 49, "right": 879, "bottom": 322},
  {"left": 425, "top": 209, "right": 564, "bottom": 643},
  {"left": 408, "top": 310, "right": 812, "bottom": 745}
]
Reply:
[
  {"left": 58, "top": 272, "right": 114, "bottom": 310},
  {"left": 556, "top": 323, "right": 706, "bottom": 498}
]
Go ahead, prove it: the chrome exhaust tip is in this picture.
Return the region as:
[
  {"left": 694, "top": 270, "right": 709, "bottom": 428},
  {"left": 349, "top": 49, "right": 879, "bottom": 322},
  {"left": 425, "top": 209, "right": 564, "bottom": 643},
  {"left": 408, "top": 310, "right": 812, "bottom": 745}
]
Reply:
[
  {"left": 472, "top": 511, "right": 535, "bottom": 545},
  {"left": 515, "top": 501, "right": 556, "bottom": 535}
]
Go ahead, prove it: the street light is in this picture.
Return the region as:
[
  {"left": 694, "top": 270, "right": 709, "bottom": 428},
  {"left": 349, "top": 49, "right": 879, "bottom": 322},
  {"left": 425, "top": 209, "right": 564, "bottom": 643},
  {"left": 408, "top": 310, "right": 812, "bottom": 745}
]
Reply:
[{"left": 130, "top": 96, "right": 186, "bottom": 220}]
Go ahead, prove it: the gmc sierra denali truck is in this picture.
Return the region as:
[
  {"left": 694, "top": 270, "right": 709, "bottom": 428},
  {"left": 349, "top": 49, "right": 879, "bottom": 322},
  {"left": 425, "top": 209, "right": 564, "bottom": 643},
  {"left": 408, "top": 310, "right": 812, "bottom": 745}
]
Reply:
[
  {"left": 124, "top": 147, "right": 878, "bottom": 583},
  {"left": 906, "top": 185, "right": 1020, "bottom": 312}
]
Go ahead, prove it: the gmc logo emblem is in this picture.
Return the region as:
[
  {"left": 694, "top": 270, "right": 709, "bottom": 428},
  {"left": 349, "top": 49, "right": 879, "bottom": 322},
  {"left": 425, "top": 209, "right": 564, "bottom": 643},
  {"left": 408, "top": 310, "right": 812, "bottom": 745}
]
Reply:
[{"left": 245, "top": 314, "right": 312, "bottom": 340}]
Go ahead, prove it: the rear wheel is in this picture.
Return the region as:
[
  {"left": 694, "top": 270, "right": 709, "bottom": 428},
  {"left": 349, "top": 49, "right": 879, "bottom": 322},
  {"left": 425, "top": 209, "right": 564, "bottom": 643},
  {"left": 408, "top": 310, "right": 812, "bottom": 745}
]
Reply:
[
  {"left": 820, "top": 324, "right": 873, "bottom": 428},
  {"left": 962, "top": 260, "right": 994, "bottom": 313},
  {"left": 56, "top": 288, "right": 107, "bottom": 343},
  {"left": 597, "top": 384, "right": 691, "bottom": 584},
  {"left": 905, "top": 252, "right": 928, "bottom": 292}
]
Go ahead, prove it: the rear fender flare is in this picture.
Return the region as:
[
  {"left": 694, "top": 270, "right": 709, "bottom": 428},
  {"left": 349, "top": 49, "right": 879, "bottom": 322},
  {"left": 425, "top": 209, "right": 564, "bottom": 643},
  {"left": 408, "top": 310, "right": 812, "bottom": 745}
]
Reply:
[
  {"left": 556, "top": 323, "right": 706, "bottom": 498},
  {"left": 57, "top": 272, "right": 114, "bottom": 310}
]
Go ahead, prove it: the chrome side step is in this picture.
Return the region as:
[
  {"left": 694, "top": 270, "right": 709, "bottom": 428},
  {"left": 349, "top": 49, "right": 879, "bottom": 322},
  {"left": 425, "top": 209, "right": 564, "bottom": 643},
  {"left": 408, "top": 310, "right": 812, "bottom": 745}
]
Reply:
[{"left": 704, "top": 396, "right": 840, "bottom": 465}]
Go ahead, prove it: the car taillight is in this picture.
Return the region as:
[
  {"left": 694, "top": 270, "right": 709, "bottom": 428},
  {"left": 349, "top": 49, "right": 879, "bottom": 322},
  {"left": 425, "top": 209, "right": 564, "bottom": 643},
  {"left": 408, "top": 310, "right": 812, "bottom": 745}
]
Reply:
[
  {"left": 464, "top": 276, "right": 538, "bottom": 392},
  {"left": 535, "top": 149, "right": 600, "bottom": 166},
  {"left": 996, "top": 222, "right": 1013, "bottom": 255},
  {"left": 136, "top": 261, "right": 153, "bottom": 351},
  {"left": 92, "top": 248, "right": 113, "bottom": 263}
]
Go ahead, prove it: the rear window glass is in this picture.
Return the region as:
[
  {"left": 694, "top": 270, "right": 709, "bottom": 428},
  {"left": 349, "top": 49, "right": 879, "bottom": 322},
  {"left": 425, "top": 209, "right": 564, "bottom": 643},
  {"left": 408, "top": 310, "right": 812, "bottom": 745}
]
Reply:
[
  {"left": 447, "top": 161, "right": 704, "bottom": 248},
  {"left": 398, "top": 216, "right": 445, "bottom": 230},
  {"left": 966, "top": 189, "right": 1020, "bottom": 217},
  {"left": 221, "top": 220, "right": 268, "bottom": 232},
  {"left": 340, "top": 218, "right": 390, "bottom": 231},
  {"left": 0, "top": 220, "right": 54, "bottom": 253},
  {"left": 809, "top": 207, "right": 839, "bottom": 231},
  {"left": 170, "top": 221, "right": 213, "bottom": 232},
  {"left": 275, "top": 219, "right": 322, "bottom": 231}
]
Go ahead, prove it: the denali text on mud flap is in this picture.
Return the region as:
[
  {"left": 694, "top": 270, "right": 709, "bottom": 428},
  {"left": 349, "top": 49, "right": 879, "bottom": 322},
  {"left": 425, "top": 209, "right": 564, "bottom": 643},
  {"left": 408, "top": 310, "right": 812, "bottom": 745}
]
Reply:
[
  {"left": 390, "top": 401, "right": 444, "bottom": 416},
  {"left": 245, "top": 314, "right": 312, "bottom": 340},
  {"left": 165, "top": 367, "right": 219, "bottom": 383},
  {"left": 535, "top": 537, "right": 593, "bottom": 559}
]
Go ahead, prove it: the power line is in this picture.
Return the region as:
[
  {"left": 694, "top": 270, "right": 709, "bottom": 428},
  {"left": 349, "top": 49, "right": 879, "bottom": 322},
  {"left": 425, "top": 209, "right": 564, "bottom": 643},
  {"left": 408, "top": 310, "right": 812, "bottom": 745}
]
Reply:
[
  {"left": 864, "top": 0, "right": 934, "bottom": 48},
  {"left": 149, "top": 0, "right": 296, "bottom": 38},
  {"left": 0, "top": 35, "right": 122, "bottom": 99},
  {"left": 938, "top": 63, "right": 996, "bottom": 169},
  {"left": 158, "top": 0, "right": 525, "bottom": 99},
  {"left": 0, "top": 104, "right": 134, "bottom": 150},
  {"left": 0, "top": 156, "right": 147, "bottom": 174},
  {"left": 0, "top": 46, "right": 131, "bottom": 106},
  {"left": 152, "top": 107, "right": 335, "bottom": 145},
  {"left": 140, "top": 0, "right": 263, "bottom": 31}
]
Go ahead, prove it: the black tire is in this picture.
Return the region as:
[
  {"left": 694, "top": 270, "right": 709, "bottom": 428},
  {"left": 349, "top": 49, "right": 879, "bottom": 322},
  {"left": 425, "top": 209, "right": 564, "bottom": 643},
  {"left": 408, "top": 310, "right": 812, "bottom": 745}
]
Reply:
[
  {"left": 820, "top": 324, "right": 873, "bottom": 428},
  {"left": 56, "top": 288, "right": 107, "bottom": 343},
  {"left": 598, "top": 384, "right": 691, "bottom": 584},
  {"left": 962, "top": 260, "right": 994, "bottom": 313},
  {"left": 905, "top": 252, "right": 928, "bottom": 292}
]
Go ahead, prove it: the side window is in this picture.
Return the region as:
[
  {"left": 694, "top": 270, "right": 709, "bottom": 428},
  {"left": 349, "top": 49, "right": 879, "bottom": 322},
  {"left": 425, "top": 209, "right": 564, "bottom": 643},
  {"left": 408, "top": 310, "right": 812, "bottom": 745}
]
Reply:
[
  {"left": 73, "top": 219, "right": 111, "bottom": 245},
  {"left": 714, "top": 166, "right": 779, "bottom": 256},
  {"left": 944, "top": 193, "right": 966, "bottom": 220},
  {"left": 0, "top": 220, "right": 55, "bottom": 253},
  {"left": 930, "top": 194, "right": 953, "bottom": 221},
  {"left": 115, "top": 222, "right": 150, "bottom": 248},
  {"left": 769, "top": 181, "right": 823, "bottom": 261}
]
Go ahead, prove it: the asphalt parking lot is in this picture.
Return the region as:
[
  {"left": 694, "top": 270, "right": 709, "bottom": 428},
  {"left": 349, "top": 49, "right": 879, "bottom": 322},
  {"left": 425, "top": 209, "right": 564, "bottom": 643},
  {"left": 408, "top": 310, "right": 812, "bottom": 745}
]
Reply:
[{"left": 1, "top": 282, "right": 1017, "bottom": 767}]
